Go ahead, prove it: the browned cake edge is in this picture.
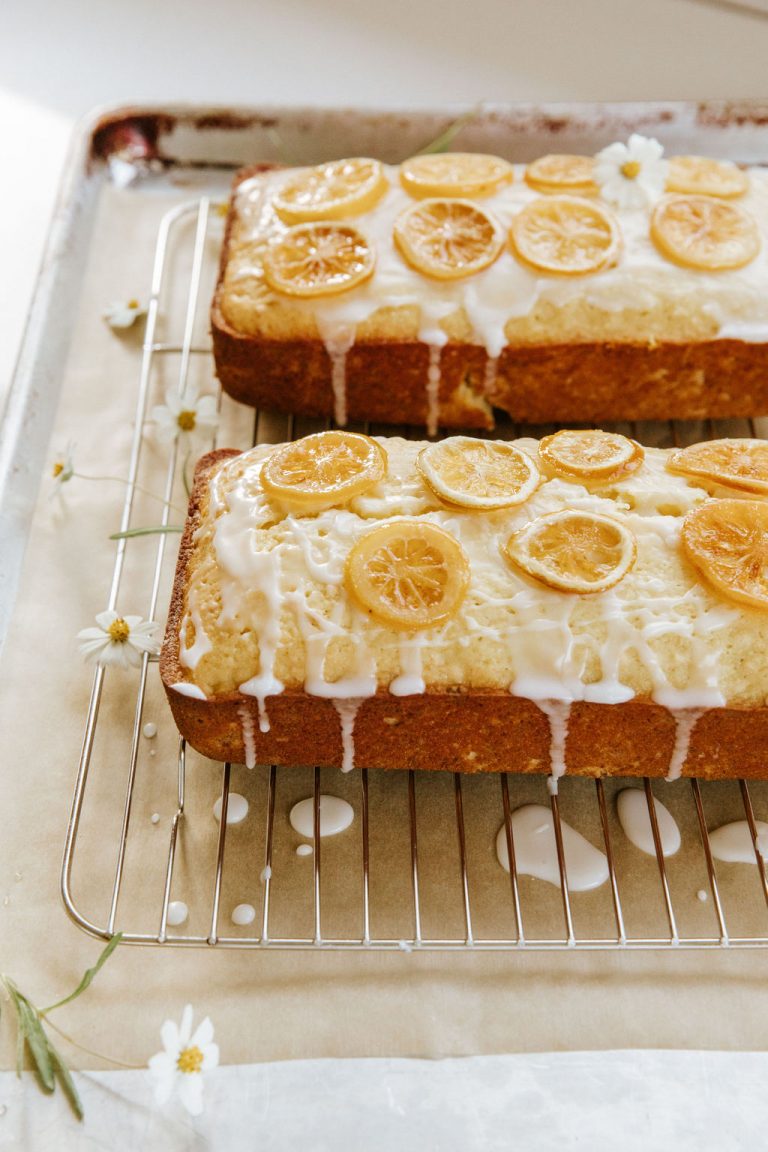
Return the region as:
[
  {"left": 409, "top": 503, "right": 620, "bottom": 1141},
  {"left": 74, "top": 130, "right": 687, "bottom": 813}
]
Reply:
[{"left": 160, "top": 450, "right": 768, "bottom": 779}]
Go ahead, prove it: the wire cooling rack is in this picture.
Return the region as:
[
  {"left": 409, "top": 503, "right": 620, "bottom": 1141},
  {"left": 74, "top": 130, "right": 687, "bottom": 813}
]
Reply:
[{"left": 61, "top": 196, "right": 768, "bottom": 951}]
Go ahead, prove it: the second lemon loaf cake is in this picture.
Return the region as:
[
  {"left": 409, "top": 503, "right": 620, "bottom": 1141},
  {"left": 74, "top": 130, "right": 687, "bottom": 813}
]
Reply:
[{"left": 212, "top": 149, "right": 768, "bottom": 431}]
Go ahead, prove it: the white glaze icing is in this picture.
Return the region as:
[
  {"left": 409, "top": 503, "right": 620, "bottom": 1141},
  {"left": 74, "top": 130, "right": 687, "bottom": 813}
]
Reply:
[
  {"left": 616, "top": 788, "right": 681, "bottom": 857},
  {"left": 171, "top": 682, "right": 207, "bottom": 700},
  {"left": 228, "top": 164, "right": 768, "bottom": 371},
  {"left": 495, "top": 804, "right": 609, "bottom": 892},
  {"left": 231, "top": 903, "right": 256, "bottom": 926},
  {"left": 238, "top": 703, "right": 257, "bottom": 770},
  {"left": 709, "top": 820, "right": 768, "bottom": 863},
  {"left": 331, "top": 697, "right": 366, "bottom": 772},
  {"left": 213, "top": 792, "right": 249, "bottom": 825},
  {"left": 532, "top": 699, "right": 571, "bottom": 788},
  {"left": 666, "top": 709, "right": 705, "bottom": 782},
  {"left": 426, "top": 345, "right": 442, "bottom": 437},
  {"left": 167, "top": 901, "right": 188, "bottom": 926},
  {"left": 296, "top": 843, "right": 314, "bottom": 857},
  {"left": 290, "top": 795, "right": 354, "bottom": 839},
  {"left": 142, "top": 722, "right": 157, "bottom": 739}
]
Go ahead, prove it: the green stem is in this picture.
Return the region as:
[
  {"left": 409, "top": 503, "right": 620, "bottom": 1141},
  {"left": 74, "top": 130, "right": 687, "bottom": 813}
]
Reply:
[
  {"left": 110, "top": 525, "right": 183, "bottom": 540},
  {"left": 72, "top": 473, "right": 186, "bottom": 517},
  {"left": 41, "top": 1018, "right": 140, "bottom": 1071}
]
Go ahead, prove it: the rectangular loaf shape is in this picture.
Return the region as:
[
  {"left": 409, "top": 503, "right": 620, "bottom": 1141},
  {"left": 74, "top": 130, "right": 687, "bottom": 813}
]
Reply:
[
  {"left": 212, "top": 158, "right": 768, "bottom": 431},
  {"left": 160, "top": 435, "right": 768, "bottom": 780}
]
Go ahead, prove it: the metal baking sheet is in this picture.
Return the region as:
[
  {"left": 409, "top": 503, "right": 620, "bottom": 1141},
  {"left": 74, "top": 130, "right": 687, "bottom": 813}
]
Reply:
[{"left": 6, "top": 98, "right": 768, "bottom": 663}]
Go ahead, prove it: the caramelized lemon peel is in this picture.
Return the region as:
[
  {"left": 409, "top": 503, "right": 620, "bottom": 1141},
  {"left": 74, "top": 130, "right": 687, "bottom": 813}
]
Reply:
[
  {"left": 666, "top": 156, "right": 749, "bottom": 200},
  {"left": 417, "top": 436, "right": 540, "bottom": 510},
  {"left": 510, "top": 196, "right": 621, "bottom": 276},
  {"left": 273, "top": 158, "right": 388, "bottom": 224},
  {"left": 504, "top": 509, "right": 637, "bottom": 594},
  {"left": 400, "top": 153, "right": 513, "bottom": 199},
  {"left": 650, "top": 195, "right": 759, "bottom": 272},
  {"left": 345, "top": 520, "right": 470, "bottom": 630},
  {"left": 261, "top": 431, "right": 386, "bottom": 509},
  {"left": 539, "top": 430, "right": 645, "bottom": 483},
  {"left": 525, "top": 154, "right": 598, "bottom": 196},
  {"left": 667, "top": 439, "right": 768, "bottom": 495},
  {"left": 263, "top": 223, "right": 375, "bottom": 297},
  {"left": 681, "top": 499, "right": 768, "bottom": 610},
  {"left": 393, "top": 198, "right": 504, "bottom": 280}
]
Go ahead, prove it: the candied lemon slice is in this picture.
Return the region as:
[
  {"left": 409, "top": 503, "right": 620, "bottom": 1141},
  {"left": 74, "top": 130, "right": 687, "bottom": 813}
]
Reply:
[
  {"left": 263, "top": 223, "right": 375, "bottom": 297},
  {"left": 399, "top": 153, "right": 513, "bottom": 199},
  {"left": 524, "top": 154, "right": 597, "bottom": 196},
  {"left": 393, "top": 198, "right": 504, "bottom": 280},
  {"left": 261, "top": 431, "right": 386, "bottom": 509},
  {"left": 345, "top": 520, "right": 470, "bottom": 630},
  {"left": 504, "top": 510, "right": 637, "bottom": 594},
  {"left": 650, "top": 195, "right": 759, "bottom": 271},
  {"left": 510, "top": 196, "right": 620, "bottom": 276},
  {"left": 539, "top": 429, "right": 644, "bottom": 482},
  {"left": 667, "top": 156, "right": 749, "bottom": 200},
  {"left": 417, "top": 436, "right": 540, "bottom": 510},
  {"left": 668, "top": 438, "right": 768, "bottom": 495},
  {"left": 272, "top": 158, "right": 388, "bottom": 224},
  {"left": 681, "top": 499, "right": 768, "bottom": 610}
]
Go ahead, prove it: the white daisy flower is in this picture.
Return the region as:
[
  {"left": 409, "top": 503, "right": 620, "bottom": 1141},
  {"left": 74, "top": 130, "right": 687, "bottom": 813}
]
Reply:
[
  {"left": 152, "top": 382, "right": 219, "bottom": 445},
  {"left": 51, "top": 442, "right": 75, "bottom": 491},
  {"left": 77, "top": 610, "right": 160, "bottom": 670},
  {"left": 594, "top": 134, "right": 668, "bottom": 210},
  {"left": 148, "top": 1004, "right": 219, "bottom": 1116},
  {"left": 102, "top": 298, "right": 146, "bottom": 330}
]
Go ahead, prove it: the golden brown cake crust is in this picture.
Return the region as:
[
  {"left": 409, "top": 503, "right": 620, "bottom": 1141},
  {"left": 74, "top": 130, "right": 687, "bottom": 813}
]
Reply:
[
  {"left": 160, "top": 450, "right": 768, "bottom": 778},
  {"left": 210, "top": 164, "right": 768, "bottom": 428}
]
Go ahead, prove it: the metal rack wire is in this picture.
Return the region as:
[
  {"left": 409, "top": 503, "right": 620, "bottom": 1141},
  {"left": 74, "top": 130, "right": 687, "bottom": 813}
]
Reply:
[{"left": 61, "top": 197, "right": 768, "bottom": 951}]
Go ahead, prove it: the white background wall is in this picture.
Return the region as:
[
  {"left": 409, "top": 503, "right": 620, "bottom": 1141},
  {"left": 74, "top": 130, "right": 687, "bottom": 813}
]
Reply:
[{"left": 3, "top": 0, "right": 768, "bottom": 401}]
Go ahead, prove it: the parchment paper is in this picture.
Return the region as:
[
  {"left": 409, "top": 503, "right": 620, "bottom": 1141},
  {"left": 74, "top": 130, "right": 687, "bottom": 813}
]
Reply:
[{"left": 2, "top": 177, "right": 768, "bottom": 1075}]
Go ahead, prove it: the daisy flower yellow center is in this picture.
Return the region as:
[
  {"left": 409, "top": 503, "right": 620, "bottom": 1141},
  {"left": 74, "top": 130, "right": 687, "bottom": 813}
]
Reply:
[
  {"left": 108, "top": 618, "right": 131, "bottom": 643},
  {"left": 621, "top": 160, "right": 641, "bottom": 180},
  {"left": 177, "top": 410, "right": 197, "bottom": 432},
  {"left": 177, "top": 1045, "right": 204, "bottom": 1074},
  {"left": 127, "top": 298, "right": 140, "bottom": 309},
  {"left": 52, "top": 461, "right": 64, "bottom": 477}
]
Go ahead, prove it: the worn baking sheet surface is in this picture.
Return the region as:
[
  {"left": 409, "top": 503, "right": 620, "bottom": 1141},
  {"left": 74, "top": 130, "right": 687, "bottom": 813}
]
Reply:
[{"left": 3, "top": 106, "right": 768, "bottom": 1071}]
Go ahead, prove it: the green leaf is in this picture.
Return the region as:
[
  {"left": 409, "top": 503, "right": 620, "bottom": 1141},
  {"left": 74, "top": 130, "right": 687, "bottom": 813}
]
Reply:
[
  {"left": 415, "top": 104, "right": 484, "bottom": 156},
  {"left": 17, "top": 1000, "right": 55, "bottom": 1091},
  {"left": 109, "top": 525, "right": 182, "bottom": 540},
  {"left": 2, "top": 977, "right": 32, "bottom": 1078},
  {"left": 48, "top": 1039, "right": 84, "bottom": 1121},
  {"left": 41, "top": 933, "right": 123, "bottom": 1016}
]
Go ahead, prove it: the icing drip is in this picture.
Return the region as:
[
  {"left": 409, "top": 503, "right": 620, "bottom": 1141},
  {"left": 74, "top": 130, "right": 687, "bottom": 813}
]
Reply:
[
  {"left": 616, "top": 789, "right": 681, "bottom": 857},
  {"left": 333, "top": 698, "right": 365, "bottom": 773},
  {"left": 390, "top": 639, "right": 426, "bottom": 696},
  {"left": 709, "top": 820, "right": 768, "bottom": 863},
  {"left": 495, "top": 805, "right": 608, "bottom": 891},
  {"left": 666, "top": 709, "right": 705, "bottom": 782},
  {"left": 290, "top": 794, "right": 354, "bottom": 837},
  {"left": 236, "top": 551, "right": 286, "bottom": 732},
  {"left": 171, "top": 682, "right": 207, "bottom": 700},
  {"left": 532, "top": 699, "right": 572, "bottom": 790},
  {"left": 482, "top": 355, "right": 499, "bottom": 396},
  {"left": 238, "top": 703, "right": 257, "bottom": 770},
  {"left": 317, "top": 319, "right": 356, "bottom": 427},
  {"left": 426, "top": 345, "right": 442, "bottom": 436}
]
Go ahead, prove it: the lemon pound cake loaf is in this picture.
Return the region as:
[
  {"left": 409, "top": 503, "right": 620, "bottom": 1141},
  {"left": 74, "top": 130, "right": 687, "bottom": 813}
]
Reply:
[
  {"left": 212, "top": 144, "right": 768, "bottom": 431},
  {"left": 161, "top": 430, "right": 768, "bottom": 781}
]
